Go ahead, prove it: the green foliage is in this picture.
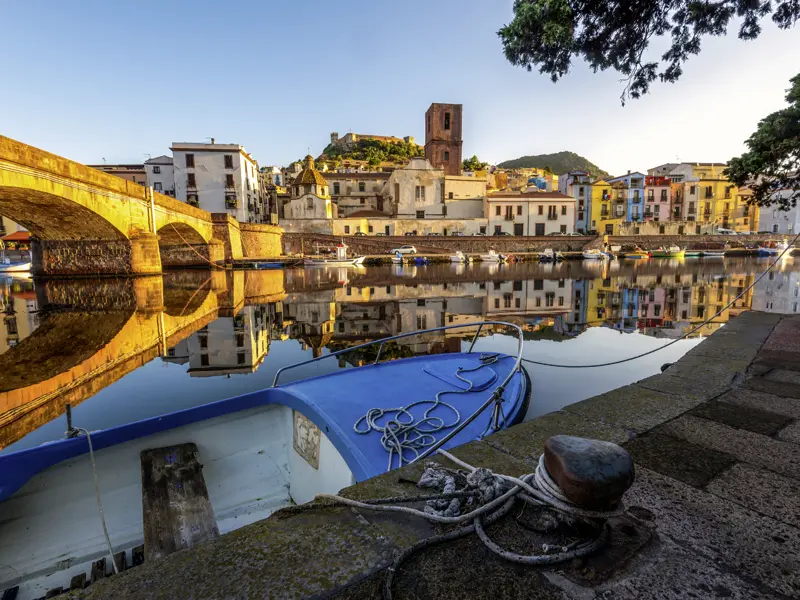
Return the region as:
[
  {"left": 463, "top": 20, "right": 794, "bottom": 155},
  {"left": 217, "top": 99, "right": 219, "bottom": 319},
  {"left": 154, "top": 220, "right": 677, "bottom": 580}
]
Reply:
[
  {"left": 726, "top": 73, "right": 800, "bottom": 210},
  {"left": 321, "top": 138, "right": 424, "bottom": 164},
  {"left": 498, "top": 0, "right": 799, "bottom": 103},
  {"left": 498, "top": 151, "right": 608, "bottom": 178},
  {"left": 462, "top": 155, "right": 488, "bottom": 172}
]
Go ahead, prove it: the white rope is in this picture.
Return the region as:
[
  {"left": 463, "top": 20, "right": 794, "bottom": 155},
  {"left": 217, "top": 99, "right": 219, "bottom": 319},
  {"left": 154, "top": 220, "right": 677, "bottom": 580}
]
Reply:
[
  {"left": 317, "top": 447, "right": 620, "bottom": 567},
  {"left": 75, "top": 428, "right": 120, "bottom": 575},
  {"left": 353, "top": 353, "right": 504, "bottom": 470}
]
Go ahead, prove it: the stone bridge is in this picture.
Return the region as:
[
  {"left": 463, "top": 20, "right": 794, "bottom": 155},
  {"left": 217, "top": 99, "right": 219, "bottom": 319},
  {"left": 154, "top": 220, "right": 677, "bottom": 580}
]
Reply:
[
  {"left": 0, "top": 270, "right": 286, "bottom": 449},
  {"left": 0, "top": 136, "right": 282, "bottom": 276}
]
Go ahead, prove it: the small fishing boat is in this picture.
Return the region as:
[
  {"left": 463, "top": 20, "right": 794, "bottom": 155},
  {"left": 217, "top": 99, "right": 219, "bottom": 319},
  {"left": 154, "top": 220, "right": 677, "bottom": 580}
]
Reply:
[
  {"left": 609, "top": 245, "right": 622, "bottom": 253},
  {"left": 413, "top": 256, "right": 430, "bottom": 265},
  {"left": 252, "top": 261, "right": 284, "bottom": 269},
  {"left": 650, "top": 246, "right": 685, "bottom": 258},
  {"left": 0, "top": 322, "right": 529, "bottom": 598},
  {"left": 683, "top": 251, "right": 702, "bottom": 258},
  {"left": 539, "top": 248, "right": 564, "bottom": 262},
  {"left": 702, "top": 251, "right": 726, "bottom": 258},
  {"left": 622, "top": 250, "right": 650, "bottom": 259},
  {"left": 0, "top": 260, "right": 31, "bottom": 273},
  {"left": 304, "top": 244, "right": 365, "bottom": 267},
  {"left": 479, "top": 249, "right": 505, "bottom": 263},
  {"left": 450, "top": 251, "right": 471, "bottom": 264},
  {"left": 757, "top": 241, "right": 789, "bottom": 256},
  {"left": 391, "top": 253, "right": 405, "bottom": 264},
  {"left": 582, "top": 249, "right": 608, "bottom": 260}
]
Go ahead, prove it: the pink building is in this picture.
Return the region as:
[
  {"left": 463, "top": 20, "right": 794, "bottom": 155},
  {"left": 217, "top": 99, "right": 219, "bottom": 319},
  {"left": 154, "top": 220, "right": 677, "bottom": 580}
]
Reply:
[{"left": 644, "top": 176, "right": 671, "bottom": 222}]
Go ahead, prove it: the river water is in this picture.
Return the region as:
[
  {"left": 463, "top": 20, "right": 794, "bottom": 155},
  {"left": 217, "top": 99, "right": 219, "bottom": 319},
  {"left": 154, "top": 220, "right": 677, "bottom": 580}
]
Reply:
[{"left": 1, "top": 255, "right": 795, "bottom": 456}]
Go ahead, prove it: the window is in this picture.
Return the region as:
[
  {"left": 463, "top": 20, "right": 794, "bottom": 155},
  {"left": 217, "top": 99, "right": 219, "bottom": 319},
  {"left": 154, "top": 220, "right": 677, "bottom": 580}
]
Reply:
[
  {"left": 416, "top": 210, "right": 425, "bottom": 219},
  {"left": 226, "top": 174, "right": 234, "bottom": 187},
  {"left": 333, "top": 182, "right": 340, "bottom": 194},
  {"left": 200, "top": 354, "right": 209, "bottom": 367},
  {"left": 517, "top": 205, "right": 522, "bottom": 215},
  {"left": 344, "top": 225, "right": 350, "bottom": 234},
  {"left": 444, "top": 151, "right": 450, "bottom": 161},
  {"left": 359, "top": 182, "right": 365, "bottom": 192},
  {"left": 415, "top": 186, "right": 425, "bottom": 201},
  {"left": 535, "top": 297, "right": 541, "bottom": 307},
  {"left": 187, "top": 173, "right": 196, "bottom": 187},
  {"left": 515, "top": 298, "right": 521, "bottom": 308},
  {"left": 660, "top": 225, "right": 665, "bottom": 234},
  {"left": 444, "top": 112, "right": 451, "bottom": 130},
  {"left": 538, "top": 205, "right": 543, "bottom": 215},
  {"left": 385, "top": 225, "right": 391, "bottom": 235},
  {"left": 560, "top": 225, "right": 567, "bottom": 233},
  {"left": 496, "top": 206, "right": 501, "bottom": 216},
  {"left": 224, "top": 155, "right": 233, "bottom": 169},
  {"left": 689, "top": 185, "right": 696, "bottom": 195},
  {"left": 661, "top": 189, "right": 668, "bottom": 201},
  {"left": 185, "top": 154, "right": 195, "bottom": 168},
  {"left": 545, "top": 293, "right": 555, "bottom": 307},
  {"left": 479, "top": 226, "right": 486, "bottom": 234},
  {"left": 558, "top": 296, "right": 564, "bottom": 306},
  {"left": 494, "top": 298, "right": 500, "bottom": 309},
  {"left": 494, "top": 225, "right": 502, "bottom": 235},
  {"left": 153, "top": 166, "right": 161, "bottom": 174},
  {"left": 513, "top": 280, "right": 523, "bottom": 291},
  {"left": 368, "top": 225, "right": 374, "bottom": 233},
  {"left": 561, "top": 205, "right": 567, "bottom": 215},
  {"left": 360, "top": 198, "right": 365, "bottom": 204},
  {"left": 417, "top": 299, "right": 426, "bottom": 307},
  {"left": 153, "top": 182, "right": 162, "bottom": 191},
  {"left": 448, "top": 192, "right": 454, "bottom": 199},
  {"left": 504, "top": 294, "right": 512, "bottom": 308},
  {"left": 533, "top": 279, "right": 543, "bottom": 290}
]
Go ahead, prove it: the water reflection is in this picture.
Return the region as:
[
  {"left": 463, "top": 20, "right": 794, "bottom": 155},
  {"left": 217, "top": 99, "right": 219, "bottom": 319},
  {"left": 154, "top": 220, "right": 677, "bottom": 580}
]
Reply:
[{"left": 0, "top": 257, "right": 794, "bottom": 453}]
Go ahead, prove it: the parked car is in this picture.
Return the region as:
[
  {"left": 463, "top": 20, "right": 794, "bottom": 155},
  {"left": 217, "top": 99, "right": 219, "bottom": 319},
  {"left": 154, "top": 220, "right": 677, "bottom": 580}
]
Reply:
[
  {"left": 717, "top": 228, "right": 737, "bottom": 235},
  {"left": 374, "top": 232, "right": 387, "bottom": 236},
  {"left": 428, "top": 232, "right": 443, "bottom": 237},
  {"left": 473, "top": 232, "right": 486, "bottom": 236},
  {"left": 404, "top": 232, "right": 417, "bottom": 237},
  {"left": 353, "top": 231, "right": 366, "bottom": 236},
  {"left": 566, "top": 232, "right": 583, "bottom": 236},
  {"left": 450, "top": 232, "right": 465, "bottom": 236},
  {"left": 390, "top": 245, "right": 417, "bottom": 255},
  {"left": 494, "top": 231, "right": 512, "bottom": 236},
  {"left": 547, "top": 232, "right": 562, "bottom": 236}
]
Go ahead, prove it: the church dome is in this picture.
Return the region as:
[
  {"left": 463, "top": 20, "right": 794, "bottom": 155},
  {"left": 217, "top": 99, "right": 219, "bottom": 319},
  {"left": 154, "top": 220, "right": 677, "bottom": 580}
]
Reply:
[{"left": 292, "top": 155, "right": 327, "bottom": 186}]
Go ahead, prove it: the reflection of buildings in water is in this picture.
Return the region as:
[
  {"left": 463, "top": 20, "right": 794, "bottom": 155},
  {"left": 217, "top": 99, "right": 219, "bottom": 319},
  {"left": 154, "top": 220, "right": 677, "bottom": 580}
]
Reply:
[
  {"left": 164, "top": 305, "right": 272, "bottom": 376},
  {"left": 0, "top": 283, "right": 39, "bottom": 354},
  {"left": 752, "top": 270, "right": 800, "bottom": 314}
]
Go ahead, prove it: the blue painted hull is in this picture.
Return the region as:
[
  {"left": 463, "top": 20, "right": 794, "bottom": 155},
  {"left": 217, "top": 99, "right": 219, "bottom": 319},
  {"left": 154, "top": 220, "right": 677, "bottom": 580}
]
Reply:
[{"left": 0, "top": 353, "right": 528, "bottom": 501}]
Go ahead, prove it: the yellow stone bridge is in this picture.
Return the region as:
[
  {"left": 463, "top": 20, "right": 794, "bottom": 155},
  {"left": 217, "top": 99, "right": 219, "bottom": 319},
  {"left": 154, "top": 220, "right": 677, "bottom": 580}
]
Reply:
[{"left": 0, "top": 136, "right": 282, "bottom": 275}]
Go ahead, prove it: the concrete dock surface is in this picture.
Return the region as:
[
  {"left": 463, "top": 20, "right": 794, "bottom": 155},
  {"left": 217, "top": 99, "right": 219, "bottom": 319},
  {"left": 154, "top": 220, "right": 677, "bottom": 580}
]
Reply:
[{"left": 67, "top": 311, "right": 800, "bottom": 599}]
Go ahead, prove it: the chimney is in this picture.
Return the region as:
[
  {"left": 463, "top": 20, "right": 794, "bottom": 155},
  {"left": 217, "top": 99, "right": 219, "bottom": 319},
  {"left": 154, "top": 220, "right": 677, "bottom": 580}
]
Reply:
[
  {"left": 211, "top": 137, "right": 215, "bottom": 144},
  {"left": 627, "top": 170, "right": 631, "bottom": 174}
]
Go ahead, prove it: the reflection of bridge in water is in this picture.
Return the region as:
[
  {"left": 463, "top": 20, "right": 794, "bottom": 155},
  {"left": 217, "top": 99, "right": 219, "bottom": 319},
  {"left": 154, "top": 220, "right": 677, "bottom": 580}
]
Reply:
[
  {"left": 0, "top": 270, "right": 286, "bottom": 448},
  {"left": 0, "top": 256, "right": 777, "bottom": 449}
]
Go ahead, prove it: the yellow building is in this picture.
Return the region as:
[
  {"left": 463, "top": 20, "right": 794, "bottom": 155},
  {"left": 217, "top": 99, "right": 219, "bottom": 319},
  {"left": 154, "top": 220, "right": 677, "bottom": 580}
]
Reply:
[
  {"left": 589, "top": 179, "right": 624, "bottom": 235},
  {"left": 676, "top": 163, "right": 752, "bottom": 231}
]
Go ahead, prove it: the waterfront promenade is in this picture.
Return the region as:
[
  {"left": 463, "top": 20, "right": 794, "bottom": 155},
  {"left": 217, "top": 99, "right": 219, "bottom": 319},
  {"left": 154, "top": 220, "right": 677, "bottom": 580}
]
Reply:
[{"left": 68, "top": 310, "right": 800, "bottom": 599}]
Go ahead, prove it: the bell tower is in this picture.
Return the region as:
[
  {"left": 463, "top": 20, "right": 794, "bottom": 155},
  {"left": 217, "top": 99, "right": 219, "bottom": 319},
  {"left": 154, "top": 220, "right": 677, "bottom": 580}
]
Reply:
[{"left": 424, "top": 103, "right": 462, "bottom": 176}]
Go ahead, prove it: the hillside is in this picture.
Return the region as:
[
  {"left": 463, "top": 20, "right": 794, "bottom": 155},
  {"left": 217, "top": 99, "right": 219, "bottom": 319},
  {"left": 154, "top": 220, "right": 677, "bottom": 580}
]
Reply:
[
  {"left": 497, "top": 151, "right": 609, "bottom": 178},
  {"left": 320, "top": 138, "right": 424, "bottom": 166}
]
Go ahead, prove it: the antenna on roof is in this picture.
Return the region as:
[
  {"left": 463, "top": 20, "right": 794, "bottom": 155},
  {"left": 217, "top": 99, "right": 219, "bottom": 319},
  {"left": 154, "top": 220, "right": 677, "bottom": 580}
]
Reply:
[
  {"left": 102, "top": 157, "right": 106, "bottom": 164},
  {"left": 143, "top": 153, "right": 151, "bottom": 160},
  {"left": 206, "top": 137, "right": 215, "bottom": 144}
]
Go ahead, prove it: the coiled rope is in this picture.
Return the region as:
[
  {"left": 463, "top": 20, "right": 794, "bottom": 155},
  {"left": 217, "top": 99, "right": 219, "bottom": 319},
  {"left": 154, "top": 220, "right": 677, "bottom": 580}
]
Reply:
[
  {"left": 523, "top": 233, "right": 800, "bottom": 368},
  {"left": 317, "top": 448, "right": 619, "bottom": 600},
  {"left": 353, "top": 354, "right": 504, "bottom": 470}
]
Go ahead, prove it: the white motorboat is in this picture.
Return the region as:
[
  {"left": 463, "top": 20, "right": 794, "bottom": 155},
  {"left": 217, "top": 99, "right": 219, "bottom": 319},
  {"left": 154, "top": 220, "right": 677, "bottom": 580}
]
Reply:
[
  {"left": 479, "top": 250, "right": 504, "bottom": 263},
  {"left": 539, "top": 249, "right": 563, "bottom": 262},
  {"left": 449, "top": 251, "right": 471, "bottom": 263},
  {"left": 304, "top": 244, "right": 365, "bottom": 267},
  {"left": 582, "top": 249, "right": 608, "bottom": 260},
  {"left": 0, "top": 260, "right": 32, "bottom": 273},
  {"left": 391, "top": 253, "right": 405, "bottom": 264},
  {"left": 757, "top": 241, "right": 789, "bottom": 257}
]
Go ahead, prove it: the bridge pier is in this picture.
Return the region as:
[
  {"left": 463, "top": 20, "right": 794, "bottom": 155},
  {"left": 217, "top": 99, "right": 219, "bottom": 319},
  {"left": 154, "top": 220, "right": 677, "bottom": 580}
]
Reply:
[
  {"left": 158, "top": 239, "right": 224, "bottom": 270},
  {"left": 31, "top": 232, "right": 163, "bottom": 277}
]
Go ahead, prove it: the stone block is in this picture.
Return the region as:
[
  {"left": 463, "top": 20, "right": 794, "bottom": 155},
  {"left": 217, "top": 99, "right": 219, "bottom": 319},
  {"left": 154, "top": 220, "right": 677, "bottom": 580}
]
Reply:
[
  {"left": 706, "top": 462, "right": 800, "bottom": 523},
  {"left": 658, "top": 415, "right": 800, "bottom": 480},
  {"left": 717, "top": 387, "right": 800, "bottom": 419},
  {"left": 624, "top": 432, "right": 736, "bottom": 488},
  {"left": 624, "top": 467, "right": 800, "bottom": 597},
  {"left": 688, "top": 400, "right": 792, "bottom": 436}
]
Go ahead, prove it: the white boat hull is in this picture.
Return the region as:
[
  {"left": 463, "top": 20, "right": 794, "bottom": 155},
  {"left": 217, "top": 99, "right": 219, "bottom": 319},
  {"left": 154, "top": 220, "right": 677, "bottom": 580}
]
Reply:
[
  {"left": 0, "top": 262, "right": 31, "bottom": 273},
  {"left": 0, "top": 404, "right": 353, "bottom": 599},
  {"left": 304, "top": 257, "right": 365, "bottom": 267}
]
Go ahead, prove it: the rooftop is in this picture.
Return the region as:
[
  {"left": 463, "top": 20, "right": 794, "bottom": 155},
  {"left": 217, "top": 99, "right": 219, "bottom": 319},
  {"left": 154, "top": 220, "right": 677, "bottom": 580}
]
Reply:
[
  {"left": 487, "top": 191, "right": 574, "bottom": 200},
  {"left": 343, "top": 209, "right": 390, "bottom": 218},
  {"left": 292, "top": 155, "right": 327, "bottom": 187},
  {"left": 144, "top": 155, "right": 173, "bottom": 166}
]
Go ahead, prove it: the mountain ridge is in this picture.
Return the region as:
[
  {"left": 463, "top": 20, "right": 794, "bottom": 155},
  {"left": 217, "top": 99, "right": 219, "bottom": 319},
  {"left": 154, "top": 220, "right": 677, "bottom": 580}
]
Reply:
[{"left": 498, "top": 151, "right": 609, "bottom": 179}]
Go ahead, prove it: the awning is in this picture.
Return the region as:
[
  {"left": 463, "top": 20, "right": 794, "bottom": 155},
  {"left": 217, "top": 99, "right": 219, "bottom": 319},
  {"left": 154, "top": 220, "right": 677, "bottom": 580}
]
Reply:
[{"left": 1, "top": 231, "right": 31, "bottom": 243}]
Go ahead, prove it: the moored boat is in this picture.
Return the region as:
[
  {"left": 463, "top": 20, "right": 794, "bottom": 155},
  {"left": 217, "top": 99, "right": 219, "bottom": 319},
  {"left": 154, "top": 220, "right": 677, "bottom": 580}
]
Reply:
[
  {"left": 702, "top": 251, "right": 726, "bottom": 258},
  {"left": 479, "top": 249, "right": 504, "bottom": 263},
  {"left": 539, "top": 248, "right": 564, "bottom": 262},
  {"left": 650, "top": 245, "right": 685, "bottom": 258},
  {"left": 304, "top": 244, "right": 365, "bottom": 267},
  {"left": 0, "top": 322, "right": 529, "bottom": 598},
  {"left": 0, "top": 260, "right": 31, "bottom": 273},
  {"left": 757, "top": 241, "right": 789, "bottom": 256},
  {"left": 450, "top": 251, "right": 471, "bottom": 263},
  {"left": 622, "top": 250, "right": 650, "bottom": 259},
  {"left": 683, "top": 251, "right": 702, "bottom": 258},
  {"left": 582, "top": 249, "right": 608, "bottom": 260}
]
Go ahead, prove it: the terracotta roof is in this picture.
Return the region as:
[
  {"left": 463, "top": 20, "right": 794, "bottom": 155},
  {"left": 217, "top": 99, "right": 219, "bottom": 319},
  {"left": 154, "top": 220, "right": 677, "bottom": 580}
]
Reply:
[
  {"left": 1, "top": 231, "right": 31, "bottom": 242},
  {"left": 345, "top": 209, "right": 390, "bottom": 218},
  {"left": 292, "top": 155, "right": 327, "bottom": 186},
  {"left": 487, "top": 192, "right": 573, "bottom": 200}
]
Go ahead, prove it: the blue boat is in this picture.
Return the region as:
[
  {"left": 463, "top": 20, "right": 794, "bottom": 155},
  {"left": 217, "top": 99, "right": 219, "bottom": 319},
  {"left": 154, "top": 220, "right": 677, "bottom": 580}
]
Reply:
[{"left": 0, "top": 322, "right": 528, "bottom": 595}]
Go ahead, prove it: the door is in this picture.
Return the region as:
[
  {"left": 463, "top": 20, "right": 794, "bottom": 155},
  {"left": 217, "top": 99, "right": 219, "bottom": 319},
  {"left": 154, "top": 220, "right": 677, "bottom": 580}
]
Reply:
[
  {"left": 605, "top": 224, "right": 613, "bottom": 235},
  {"left": 514, "top": 223, "right": 524, "bottom": 236},
  {"left": 535, "top": 223, "right": 545, "bottom": 236}
]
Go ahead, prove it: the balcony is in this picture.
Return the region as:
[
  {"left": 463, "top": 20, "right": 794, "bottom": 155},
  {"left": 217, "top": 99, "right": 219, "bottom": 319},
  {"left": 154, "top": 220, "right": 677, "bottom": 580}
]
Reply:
[
  {"left": 504, "top": 215, "right": 515, "bottom": 221},
  {"left": 602, "top": 195, "right": 611, "bottom": 201},
  {"left": 186, "top": 184, "right": 197, "bottom": 191},
  {"left": 704, "top": 192, "right": 714, "bottom": 199},
  {"left": 547, "top": 214, "right": 559, "bottom": 221},
  {"left": 226, "top": 196, "right": 239, "bottom": 209},
  {"left": 630, "top": 216, "right": 641, "bottom": 222}
]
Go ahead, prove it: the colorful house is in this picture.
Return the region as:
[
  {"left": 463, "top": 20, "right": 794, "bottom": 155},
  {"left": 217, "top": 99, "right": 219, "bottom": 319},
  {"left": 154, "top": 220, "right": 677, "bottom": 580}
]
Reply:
[
  {"left": 644, "top": 176, "right": 671, "bottom": 223},
  {"left": 605, "top": 172, "right": 646, "bottom": 224},
  {"left": 558, "top": 171, "right": 592, "bottom": 232},
  {"left": 589, "top": 179, "right": 624, "bottom": 235}
]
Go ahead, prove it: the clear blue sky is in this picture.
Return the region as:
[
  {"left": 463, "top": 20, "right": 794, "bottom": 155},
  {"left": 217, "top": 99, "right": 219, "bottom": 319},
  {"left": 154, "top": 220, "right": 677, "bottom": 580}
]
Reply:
[{"left": 2, "top": 0, "right": 798, "bottom": 175}]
